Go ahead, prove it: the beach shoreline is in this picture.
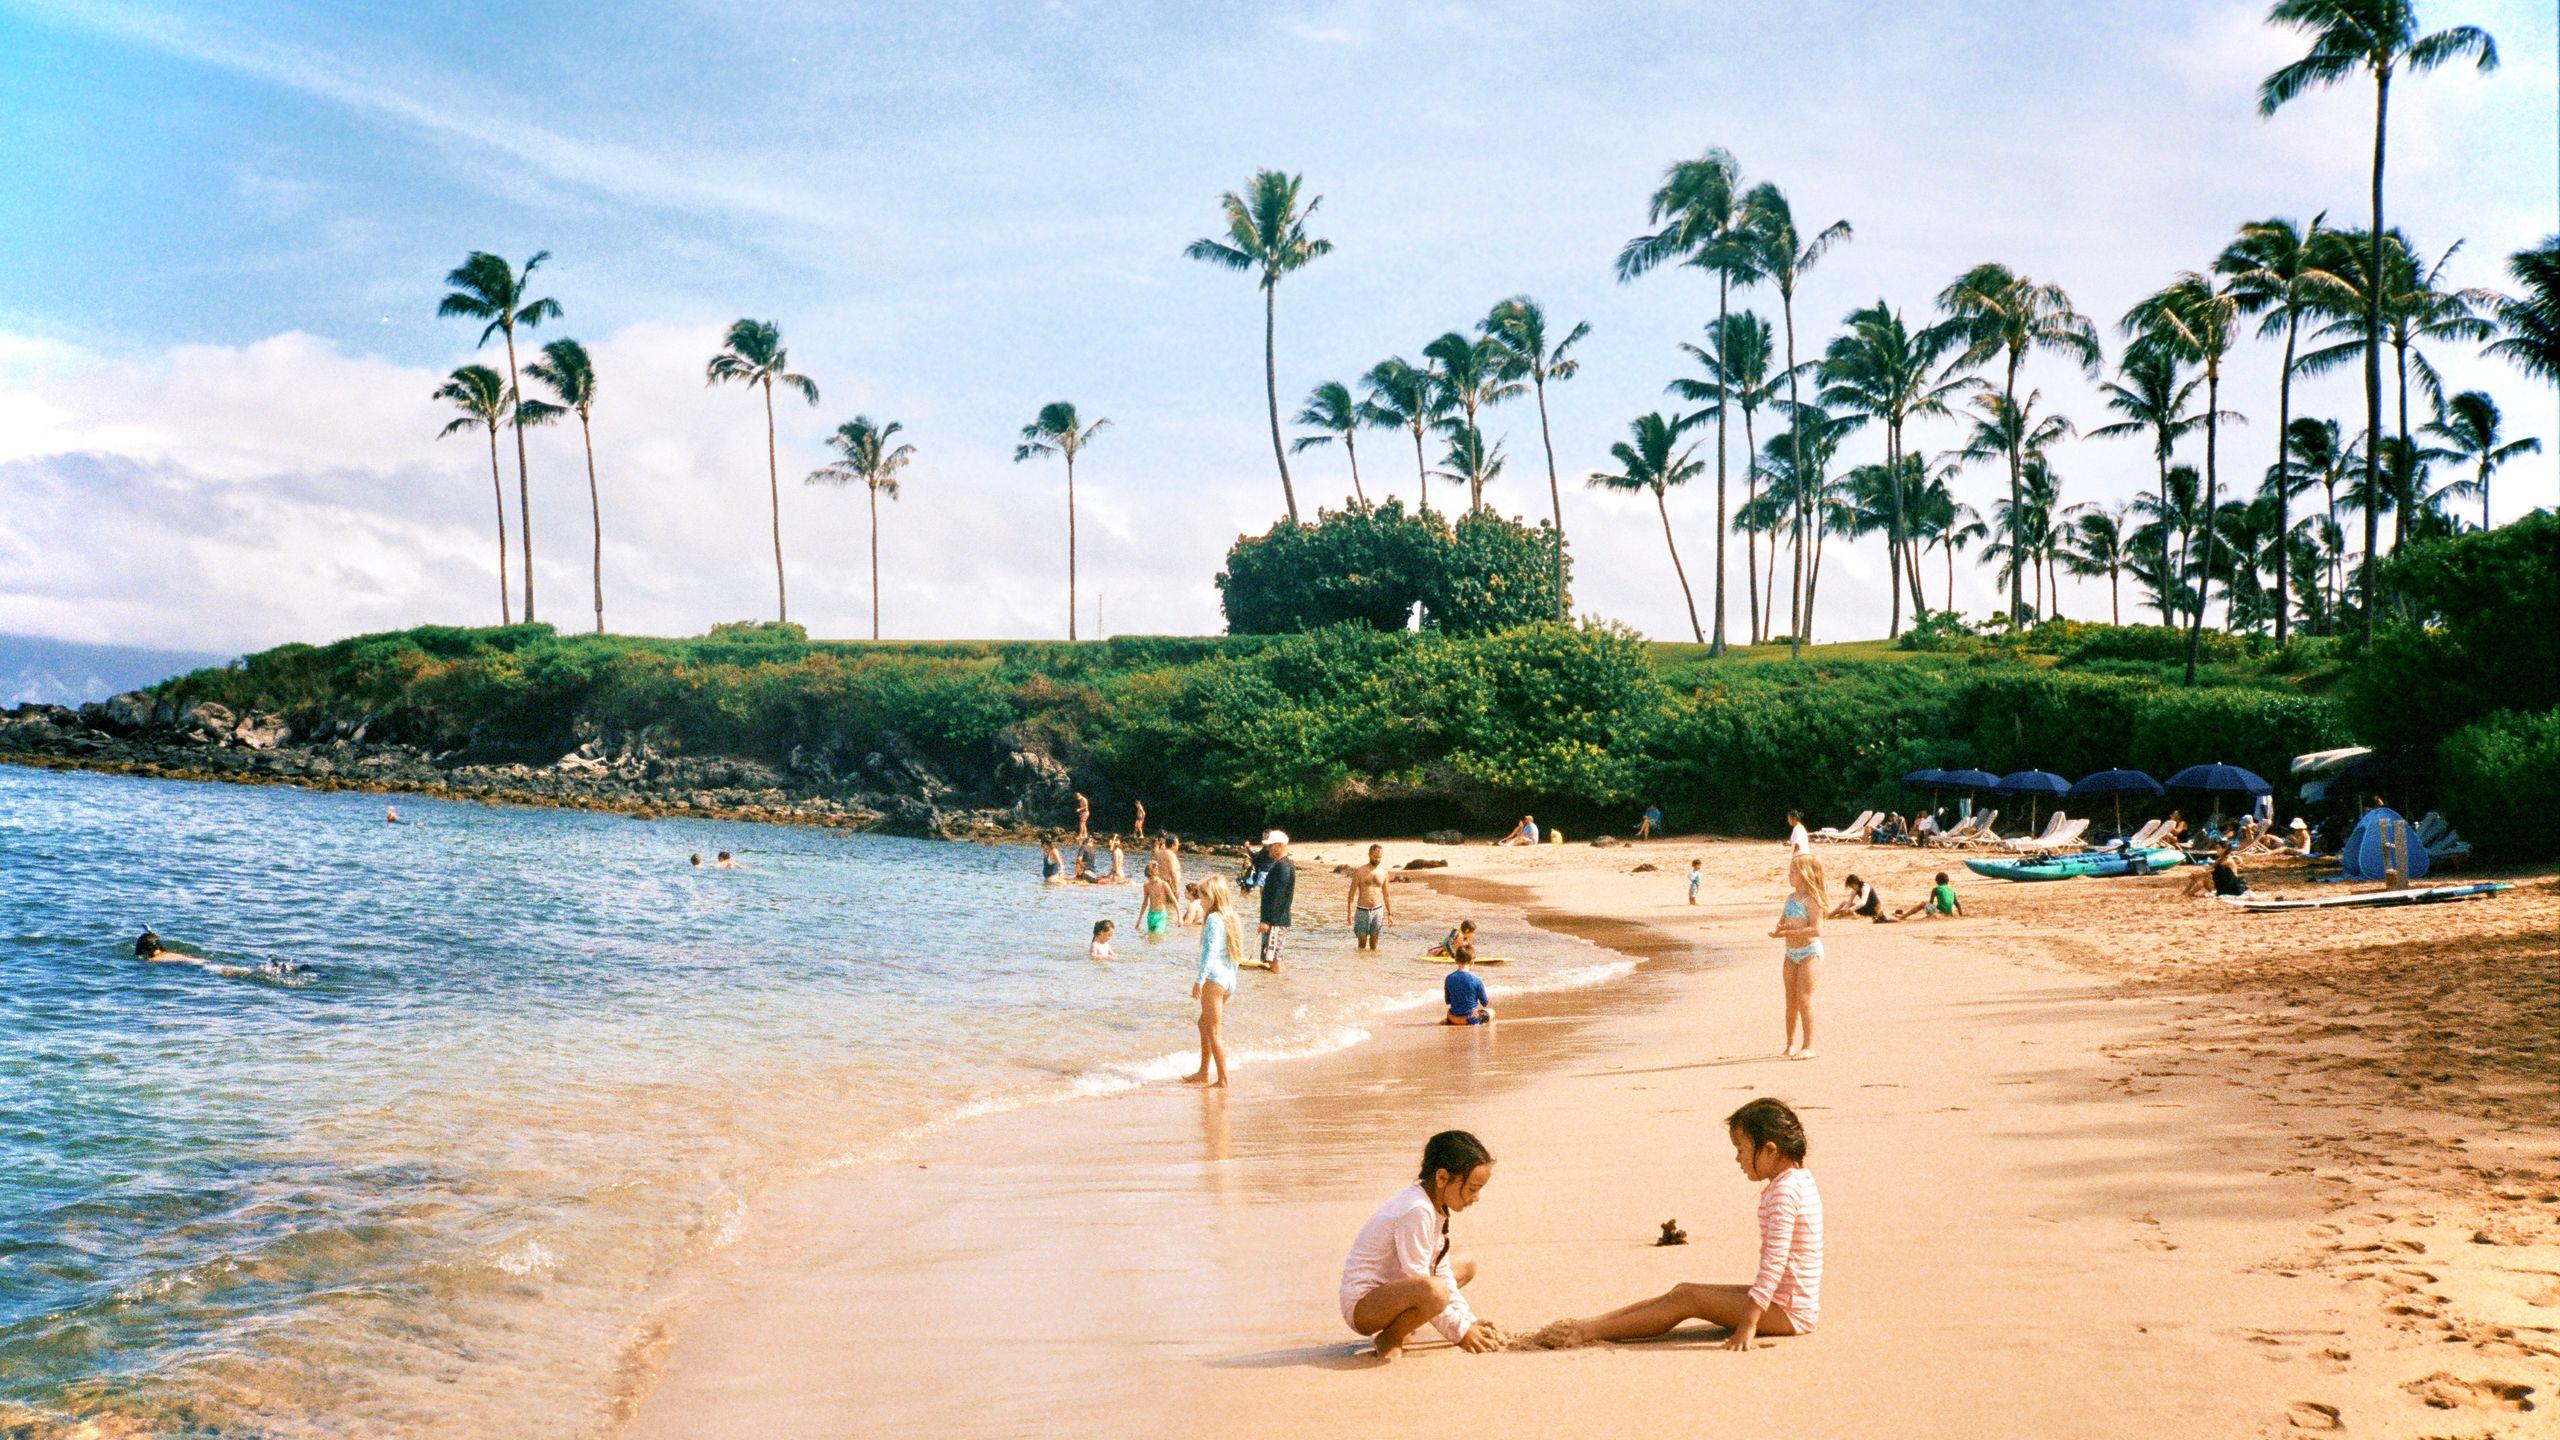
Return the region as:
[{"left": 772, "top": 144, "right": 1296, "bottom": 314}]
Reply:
[{"left": 617, "top": 836, "right": 2560, "bottom": 1439}]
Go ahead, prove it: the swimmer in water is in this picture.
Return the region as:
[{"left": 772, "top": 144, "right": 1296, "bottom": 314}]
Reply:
[
  {"left": 386, "top": 806, "right": 402, "bottom": 824},
  {"left": 135, "top": 930, "right": 186, "bottom": 963},
  {"left": 690, "top": 853, "right": 703, "bottom": 868},
  {"left": 715, "top": 851, "right": 741, "bottom": 870}
]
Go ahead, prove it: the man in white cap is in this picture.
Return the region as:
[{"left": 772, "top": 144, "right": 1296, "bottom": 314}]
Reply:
[{"left": 1257, "top": 829, "right": 1296, "bottom": 974}]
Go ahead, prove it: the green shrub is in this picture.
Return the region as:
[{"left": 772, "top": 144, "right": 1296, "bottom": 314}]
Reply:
[
  {"left": 2056, "top": 623, "right": 2246, "bottom": 668},
  {"left": 1217, "top": 500, "right": 1446, "bottom": 633},
  {"left": 2343, "top": 513, "right": 2560, "bottom": 757},
  {"left": 2437, "top": 709, "right": 2560, "bottom": 862},
  {"left": 1422, "top": 510, "right": 1571, "bottom": 635},
  {"left": 1895, "top": 609, "right": 1980, "bottom": 652}
]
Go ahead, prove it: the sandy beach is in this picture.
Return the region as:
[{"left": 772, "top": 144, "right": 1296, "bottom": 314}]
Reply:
[{"left": 621, "top": 836, "right": 2558, "bottom": 1439}]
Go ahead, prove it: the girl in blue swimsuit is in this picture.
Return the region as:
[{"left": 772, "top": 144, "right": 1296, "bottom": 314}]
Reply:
[
  {"left": 1185, "top": 876, "right": 1246, "bottom": 1087},
  {"left": 1770, "top": 853, "right": 1827, "bottom": 1060}
]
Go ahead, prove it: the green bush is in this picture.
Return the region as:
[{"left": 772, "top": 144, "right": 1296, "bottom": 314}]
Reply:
[
  {"left": 1423, "top": 510, "right": 1571, "bottom": 635},
  {"left": 2343, "top": 513, "right": 2560, "bottom": 757},
  {"left": 2437, "top": 709, "right": 2560, "bottom": 862},
  {"left": 1217, "top": 500, "right": 1446, "bottom": 633},
  {"left": 1894, "top": 609, "right": 1980, "bottom": 652},
  {"left": 2056, "top": 623, "right": 2246, "bottom": 668}
]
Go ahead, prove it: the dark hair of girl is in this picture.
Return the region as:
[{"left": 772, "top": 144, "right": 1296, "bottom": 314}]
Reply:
[
  {"left": 1726, "top": 1097, "right": 1808, "bottom": 1162},
  {"left": 1418, "top": 1129, "right": 1493, "bottom": 1186}
]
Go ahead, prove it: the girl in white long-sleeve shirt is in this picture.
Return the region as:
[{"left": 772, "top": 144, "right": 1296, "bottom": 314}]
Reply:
[
  {"left": 1338, "top": 1131, "right": 1507, "bottom": 1359},
  {"left": 1528, "top": 1097, "right": 1823, "bottom": 1351}
]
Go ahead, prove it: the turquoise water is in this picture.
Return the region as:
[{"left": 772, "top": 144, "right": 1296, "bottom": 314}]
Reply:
[{"left": 0, "top": 765, "right": 1623, "bottom": 1437}]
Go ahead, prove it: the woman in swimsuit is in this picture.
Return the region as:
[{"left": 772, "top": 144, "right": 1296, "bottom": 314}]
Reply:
[
  {"left": 1185, "top": 876, "right": 1246, "bottom": 1087},
  {"left": 1137, "top": 862, "right": 1176, "bottom": 938},
  {"left": 1772, "top": 853, "right": 1826, "bottom": 1060},
  {"left": 1040, "top": 837, "right": 1064, "bottom": 884}
]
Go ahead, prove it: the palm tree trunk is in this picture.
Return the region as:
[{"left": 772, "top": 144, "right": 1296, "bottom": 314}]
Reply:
[
  {"left": 1743, "top": 404, "right": 1762, "bottom": 643},
  {"left": 2184, "top": 367, "right": 2222, "bottom": 686},
  {"left": 2478, "top": 461, "right": 2490, "bottom": 530},
  {"left": 1412, "top": 425, "right": 1429, "bottom": 516},
  {"left": 763, "top": 381, "right": 787, "bottom": 624},
  {"left": 2272, "top": 306, "right": 2297, "bottom": 644},
  {"left": 1886, "top": 427, "right": 1904, "bottom": 637},
  {"left": 1944, "top": 540, "right": 1955, "bottom": 612},
  {"left": 487, "top": 424, "right": 512, "bottom": 626},
  {"left": 2155, "top": 449, "right": 2174, "bottom": 625},
  {"left": 2359, "top": 71, "right": 2388, "bottom": 641},
  {"left": 869, "top": 483, "right": 882, "bottom": 641},
  {"left": 1346, "top": 430, "right": 1366, "bottom": 507},
  {"left": 581, "top": 412, "right": 603, "bottom": 635},
  {"left": 2109, "top": 563, "right": 2121, "bottom": 625},
  {"left": 2004, "top": 351, "right": 2024, "bottom": 626},
  {"left": 1533, "top": 374, "right": 1566, "bottom": 622},
  {"left": 2390, "top": 336, "right": 2412, "bottom": 557},
  {"left": 1710, "top": 276, "right": 1730, "bottom": 656},
  {"left": 1264, "top": 283, "right": 1298, "bottom": 524},
  {"left": 1783, "top": 295, "right": 1805, "bottom": 658},
  {"left": 1066, "top": 453, "right": 1079, "bottom": 641},
  {"left": 503, "top": 326, "right": 535, "bottom": 623},
  {"left": 1656, "top": 488, "right": 1705, "bottom": 644}
]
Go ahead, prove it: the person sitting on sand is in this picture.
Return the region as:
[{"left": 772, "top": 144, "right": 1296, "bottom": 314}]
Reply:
[
  {"left": 1185, "top": 877, "right": 1248, "bottom": 1087},
  {"left": 1427, "top": 919, "right": 1478, "bottom": 960},
  {"left": 1637, "top": 803, "right": 1662, "bottom": 839},
  {"left": 1347, "top": 844, "right": 1392, "bottom": 951},
  {"left": 1912, "top": 810, "right": 1939, "bottom": 844},
  {"left": 714, "top": 851, "right": 741, "bottom": 870},
  {"left": 2159, "top": 810, "right": 2188, "bottom": 848},
  {"left": 1525, "top": 1098, "right": 1821, "bottom": 1352},
  {"left": 1773, "top": 854, "right": 1825, "bottom": 1060},
  {"left": 2182, "top": 843, "right": 2248, "bottom": 899},
  {"left": 1497, "top": 815, "right": 1540, "bottom": 847},
  {"left": 1041, "top": 837, "right": 1065, "bottom": 884},
  {"left": 1442, "top": 950, "right": 1494, "bottom": 1026},
  {"left": 1137, "top": 862, "right": 1176, "bottom": 939},
  {"left": 1828, "top": 873, "right": 1888, "bottom": 922},
  {"left": 1871, "top": 813, "right": 1907, "bottom": 846},
  {"left": 1340, "top": 1131, "right": 1506, "bottom": 1359},
  {"left": 1089, "top": 919, "right": 1116, "bottom": 962},
  {"left": 2285, "top": 817, "right": 2313, "bottom": 857},
  {"left": 1891, "top": 872, "right": 1963, "bottom": 921}
]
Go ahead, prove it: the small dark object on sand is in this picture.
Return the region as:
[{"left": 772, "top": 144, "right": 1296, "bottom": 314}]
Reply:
[
  {"left": 1656, "top": 1219, "right": 1687, "bottom": 1247},
  {"left": 1402, "top": 858, "right": 1449, "bottom": 871},
  {"left": 1631, "top": 862, "right": 1658, "bottom": 873}
]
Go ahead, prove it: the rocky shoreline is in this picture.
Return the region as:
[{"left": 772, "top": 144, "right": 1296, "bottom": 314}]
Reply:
[{"left": 0, "top": 692, "right": 1084, "bottom": 840}]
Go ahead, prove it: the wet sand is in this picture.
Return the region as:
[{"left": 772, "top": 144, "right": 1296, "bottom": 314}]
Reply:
[{"left": 621, "top": 837, "right": 2559, "bottom": 1438}]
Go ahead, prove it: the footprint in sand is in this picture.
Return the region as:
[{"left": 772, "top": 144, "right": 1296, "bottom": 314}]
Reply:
[
  {"left": 2401, "top": 1372, "right": 2536, "bottom": 1412},
  {"left": 2285, "top": 1400, "right": 2343, "bottom": 1430}
]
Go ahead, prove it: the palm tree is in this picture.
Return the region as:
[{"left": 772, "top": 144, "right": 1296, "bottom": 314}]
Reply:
[
  {"left": 2486, "top": 236, "right": 2560, "bottom": 386},
  {"left": 438, "top": 250, "right": 562, "bottom": 622},
  {"left": 1358, "top": 358, "right": 1444, "bottom": 514},
  {"left": 1013, "top": 402, "right": 1110, "bottom": 641},
  {"left": 1185, "top": 169, "right": 1333, "bottom": 524},
  {"left": 1433, "top": 425, "right": 1507, "bottom": 517},
  {"left": 523, "top": 339, "right": 604, "bottom": 634},
  {"left": 2259, "top": 0, "right": 2498, "bottom": 639},
  {"left": 1422, "top": 330, "right": 1523, "bottom": 512},
  {"left": 2217, "top": 214, "right": 2343, "bottom": 643},
  {"left": 1290, "top": 380, "right": 1368, "bottom": 506},
  {"left": 704, "top": 320, "right": 820, "bottom": 624},
  {"left": 2060, "top": 502, "right": 2135, "bottom": 623},
  {"left": 1818, "top": 302, "right": 1965, "bottom": 633},
  {"left": 1618, "top": 149, "right": 1762, "bottom": 654},
  {"left": 1958, "top": 387, "right": 2074, "bottom": 619},
  {"left": 1742, "top": 183, "right": 1851, "bottom": 655},
  {"left": 1758, "top": 401, "right": 1857, "bottom": 639},
  {"left": 1984, "top": 456, "right": 2067, "bottom": 620},
  {"left": 2424, "top": 390, "right": 2541, "bottom": 529},
  {"left": 1668, "top": 312, "right": 1792, "bottom": 642},
  {"left": 1483, "top": 296, "right": 1591, "bottom": 620},
  {"left": 806, "top": 417, "right": 917, "bottom": 640},
  {"left": 1586, "top": 413, "right": 1708, "bottom": 643},
  {"left": 2087, "top": 346, "right": 2210, "bottom": 625},
  {"left": 2124, "top": 273, "right": 2246, "bottom": 682},
  {"left": 2284, "top": 418, "right": 2355, "bottom": 622},
  {"left": 1937, "top": 263, "right": 2102, "bottom": 625},
  {"left": 435, "top": 364, "right": 514, "bottom": 625}
]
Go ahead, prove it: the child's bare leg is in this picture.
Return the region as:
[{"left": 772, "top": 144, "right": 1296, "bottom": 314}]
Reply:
[
  {"left": 1564, "top": 1283, "right": 1797, "bottom": 1343},
  {"left": 1203, "top": 987, "right": 1229, "bottom": 1086},
  {"left": 1350, "top": 1275, "right": 1454, "bottom": 1359},
  {"left": 1794, "top": 958, "right": 1817, "bottom": 1055}
]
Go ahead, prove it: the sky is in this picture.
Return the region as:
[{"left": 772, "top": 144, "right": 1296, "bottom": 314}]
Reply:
[{"left": 1, "top": 0, "right": 2553, "bottom": 656}]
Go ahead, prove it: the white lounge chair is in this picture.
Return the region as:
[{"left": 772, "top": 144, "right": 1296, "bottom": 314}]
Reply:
[
  {"left": 1952, "top": 809, "right": 2004, "bottom": 847},
  {"left": 1925, "top": 813, "right": 1982, "bottom": 847},
  {"left": 1812, "top": 811, "right": 1877, "bottom": 843},
  {"left": 2121, "top": 818, "right": 2168, "bottom": 850},
  {"left": 2006, "top": 816, "right": 2089, "bottom": 854}
]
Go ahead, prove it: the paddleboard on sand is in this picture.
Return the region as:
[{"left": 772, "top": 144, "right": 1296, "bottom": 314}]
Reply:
[
  {"left": 2220, "top": 882, "right": 2509, "bottom": 913},
  {"left": 1418, "top": 953, "right": 1510, "bottom": 965}
]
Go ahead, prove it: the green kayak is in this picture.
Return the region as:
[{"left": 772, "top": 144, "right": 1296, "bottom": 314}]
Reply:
[{"left": 1964, "top": 847, "right": 2186, "bottom": 882}]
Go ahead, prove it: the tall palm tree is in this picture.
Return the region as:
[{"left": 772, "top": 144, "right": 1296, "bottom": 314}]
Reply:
[
  {"left": 1433, "top": 425, "right": 1507, "bottom": 516},
  {"left": 1185, "top": 169, "right": 1333, "bottom": 524},
  {"left": 2424, "top": 390, "right": 2540, "bottom": 529},
  {"left": 1290, "top": 380, "right": 1368, "bottom": 506},
  {"left": 1742, "top": 183, "right": 1851, "bottom": 656},
  {"left": 1586, "top": 413, "right": 1707, "bottom": 643},
  {"left": 1422, "top": 330, "right": 1523, "bottom": 512},
  {"left": 806, "top": 417, "right": 917, "bottom": 640},
  {"left": 1618, "top": 149, "right": 1762, "bottom": 654},
  {"left": 2217, "top": 213, "right": 2343, "bottom": 643},
  {"left": 1358, "top": 358, "right": 1444, "bottom": 514},
  {"left": 1958, "top": 387, "right": 2074, "bottom": 620},
  {"left": 2259, "top": 0, "right": 2498, "bottom": 639},
  {"left": 705, "top": 320, "right": 822, "bottom": 624},
  {"left": 2124, "top": 274, "right": 2245, "bottom": 683},
  {"left": 2487, "top": 236, "right": 2560, "bottom": 387},
  {"left": 2087, "top": 346, "right": 2210, "bottom": 625},
  {"left": 438, "top": 250, "right": 562, "bottom": 622},
  {"left": 1937, "top": 263, "right": 2102, "bottom": 625},
  {"left": 1983, "top": 455, "right": 2068, "bottom": 620},
  {"left": 1757, "top": 401, "right": 1857, "bottom": 639},
  {"left": 2060, "top": 502, "right": 2135, "bottom": 624},
  {"left": 1484, "top": 296, "right": 1591, "bottom": 620},
  {"left": 1937, "top": 493, "right": 1989, "bottom": 615},
  {"left": 1013, "top": 402, "right": 1109, "bottom": 641},
  {"left": 436, "top": 364, "right": 515, "bottom": 626},
  {"left": 1818, "top": 302, "right": 1965, "bottom": 633},
  {"left": 1668, "top": 312, "right": 1792, "bottom": 641},
  {"left": 522, "top": 339, "right": 604, "bottom": 634},
  {"left": 2284, "top": 418, "right": 2355, "bottom": 622}
]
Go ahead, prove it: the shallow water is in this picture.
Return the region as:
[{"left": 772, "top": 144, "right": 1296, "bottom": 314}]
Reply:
[{"left": 0, "top": 765, "right": 1624, "bottom": 1438}]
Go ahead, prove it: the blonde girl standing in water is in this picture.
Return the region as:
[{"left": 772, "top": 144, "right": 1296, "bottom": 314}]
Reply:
[
  {"left": 1185, "top": 876, "right": 1247, "bottom": 1087},
  {"left": 1773, "top": 853, "right": 1826, "bottom": 1059}
]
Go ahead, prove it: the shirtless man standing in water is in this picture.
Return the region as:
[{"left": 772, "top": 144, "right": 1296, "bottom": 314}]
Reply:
[{"left": 1347, "top": 844, "right": 1392, "bottom": 951}]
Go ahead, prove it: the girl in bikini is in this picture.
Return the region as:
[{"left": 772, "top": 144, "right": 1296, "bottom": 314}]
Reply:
[{"left": 1773, "top": 853, "right": 1826, "bottom": 1060}]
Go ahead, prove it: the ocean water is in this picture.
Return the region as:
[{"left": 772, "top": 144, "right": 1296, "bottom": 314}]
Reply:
[{"left": 0, "top": 764, "right": 1628, "bottom": 1438}]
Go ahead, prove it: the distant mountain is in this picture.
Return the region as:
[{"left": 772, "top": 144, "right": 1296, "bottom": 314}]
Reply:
[{"left": 0, "top": 633, "right": 232, "bottom": 708}]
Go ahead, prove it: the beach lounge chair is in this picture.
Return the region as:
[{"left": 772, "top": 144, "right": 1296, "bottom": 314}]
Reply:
[
  {"left": 2120, "top": 818, "right": 2167, "bottom": 850},
  {"left": 1951, "top": 809, "right": 2003, "bottom": 847},
  {"left": 1925, "top": 813, "right": 1982, "bottom": 847},
  {"left": 2005, "top": 815, "right": 2089, "bottom": 854},
  {"left": 2414, "top": 812, "right": 2450, "bottom": 848},
  {"left": 1812, "top": 811, "right": 1877, "bottom": 843},
  {"left": 2418, "top": 813, "right": 2473, "bottom": 865}
]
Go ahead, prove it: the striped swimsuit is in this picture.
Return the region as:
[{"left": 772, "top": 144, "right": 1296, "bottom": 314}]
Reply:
[{"left": 1748, "top": 1167, "right": 1824, "bottom": 1331}]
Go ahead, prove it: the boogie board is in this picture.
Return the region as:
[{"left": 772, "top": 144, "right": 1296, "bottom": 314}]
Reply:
[
  {"left": 1965, "top": 847, "right": 2185, "bottom": 882},
  {"left": 2219, "top": 882, "right": 2509, "bottom": 913},
  {"left": 1417, "top": 953, "right": 1511, "bottom": 965}
]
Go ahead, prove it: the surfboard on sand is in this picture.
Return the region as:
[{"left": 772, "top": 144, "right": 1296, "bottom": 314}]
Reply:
[{"left": 2219, "top": 882, "right": 2509, "bottom": 913}]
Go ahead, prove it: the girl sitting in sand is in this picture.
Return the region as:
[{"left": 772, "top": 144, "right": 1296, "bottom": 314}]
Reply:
[
  {"left": 1527, "top": 1097, "right": 1822, "bottom": 1351},
  {"left": 1774, "top": 854, "right": 1826, "bottom": 1060},
  {"left": 1184, "top": 876, "right": 1247, "bottom": 1087},
  {"left": 1339, "top": 1130, "right": 1506, "bottom": 1359}
]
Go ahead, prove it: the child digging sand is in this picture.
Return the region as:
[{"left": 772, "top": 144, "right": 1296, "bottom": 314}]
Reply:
[
  {"left": 1526, "top": 1097, "right": 1822, "bottom": 1351},
  {"left": 1339, "top": 1131, "right": 1507, "bottom": 1359}
]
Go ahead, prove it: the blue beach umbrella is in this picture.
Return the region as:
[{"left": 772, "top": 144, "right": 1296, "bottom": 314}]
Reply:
[
  {"left": 2068, "top": 768, "right": 2164, "bottom": 838},
  {"left": 1995, "top": 769, "right": 2070, "bottom": 830},
  {"left": 2163, "top": 762, "right": 2273, "bottom": 825},
  {"left": 1900, "top": 768, "right": 1948, "bottom": 789},
  {"left": 1938, "top": 768, "right": 1999, "bottom": 791}
]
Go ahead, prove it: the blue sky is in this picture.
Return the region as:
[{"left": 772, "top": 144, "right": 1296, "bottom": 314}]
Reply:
[{"left": 2, "top": 0, "right": 2553, "bottom": 653}]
